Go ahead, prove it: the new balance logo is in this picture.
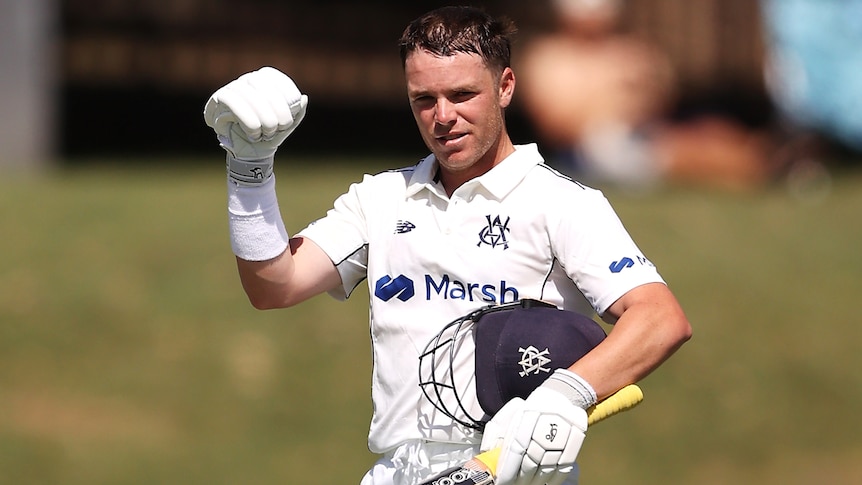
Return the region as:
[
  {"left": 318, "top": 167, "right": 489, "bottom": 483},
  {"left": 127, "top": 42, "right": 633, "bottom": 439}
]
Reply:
[
  {"left": 374, "top": 275, "right": 415, "bottom": 302},
  {"left": 395, "top": 220, "right": 416, "bottom": 234}
]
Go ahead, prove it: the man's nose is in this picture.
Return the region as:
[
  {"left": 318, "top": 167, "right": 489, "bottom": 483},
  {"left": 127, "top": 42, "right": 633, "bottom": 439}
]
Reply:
[{"left": 435, "top": 98, "right": 457, "bottom": 124}]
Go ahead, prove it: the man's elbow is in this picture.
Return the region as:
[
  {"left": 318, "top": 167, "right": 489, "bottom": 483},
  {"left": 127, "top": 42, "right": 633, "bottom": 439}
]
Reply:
[
  {"left": 671, "top": 314, "right": 693, "bottom": 348},
  {"left": 243, "top": 287, "right": 292, "bottom": 311},
  {"left": 247, "top": 294, "right": 282, "bottom": 311}
]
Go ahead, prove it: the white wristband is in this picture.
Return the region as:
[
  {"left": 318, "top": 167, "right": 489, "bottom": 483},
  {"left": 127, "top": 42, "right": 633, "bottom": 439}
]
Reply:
[
  {"left": 227, "top": 153, "right": 274, "bottom": 186},
  {"left": 227, "top": 176, "right": 289, "bottom": 261},
  {"left": 540, "top": 368, "right": 598, "bottom": 410}
]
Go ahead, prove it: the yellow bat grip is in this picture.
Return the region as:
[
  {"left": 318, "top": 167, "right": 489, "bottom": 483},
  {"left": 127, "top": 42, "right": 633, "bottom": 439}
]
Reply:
[
  {"left": 474, "top": 446, "right": 502, "bottom": 473},
  {"left": 587, "top": 383, "right": 644, "bottom": 425}
]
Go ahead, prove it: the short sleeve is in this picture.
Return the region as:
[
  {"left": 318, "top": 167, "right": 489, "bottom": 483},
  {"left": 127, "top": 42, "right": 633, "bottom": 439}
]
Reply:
[
  {"left": 297, "top": 180, "right": 370, "bottom": 300},
  {"left": 552, "top": 189, "right": 665, "bottom": 315}
]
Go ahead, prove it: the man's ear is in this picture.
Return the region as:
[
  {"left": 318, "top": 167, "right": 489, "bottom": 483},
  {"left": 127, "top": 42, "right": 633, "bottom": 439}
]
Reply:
[{"left": 499, "top": 67, "right": 516, "bottom": 108}]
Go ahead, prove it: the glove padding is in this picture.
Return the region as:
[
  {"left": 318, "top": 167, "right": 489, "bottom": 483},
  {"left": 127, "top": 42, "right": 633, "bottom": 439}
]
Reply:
[
  {"left": 481, "top": 387, "right": 587, "bottom": 485},
  {"left": 203, "top": 66, "right": 308, "bottom": 185}
]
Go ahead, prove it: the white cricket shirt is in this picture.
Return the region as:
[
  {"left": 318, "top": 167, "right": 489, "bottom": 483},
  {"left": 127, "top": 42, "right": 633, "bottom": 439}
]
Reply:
[{"left": 297, "top": 144, "right": 665, "bottom": 453}]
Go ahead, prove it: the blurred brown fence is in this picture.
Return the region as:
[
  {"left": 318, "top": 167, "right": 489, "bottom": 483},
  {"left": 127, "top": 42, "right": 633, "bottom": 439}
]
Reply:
[
  {"left": 63, "top": 0, "right": 767, "bottom": 103},
  {"left": 59, "top": 0, "right": 772, "bottom": 156}
]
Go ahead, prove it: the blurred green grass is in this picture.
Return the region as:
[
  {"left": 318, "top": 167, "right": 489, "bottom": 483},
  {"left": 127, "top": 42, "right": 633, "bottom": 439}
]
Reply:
[{"left": 1, "top": 160, "right": 860, "bottom": 485}]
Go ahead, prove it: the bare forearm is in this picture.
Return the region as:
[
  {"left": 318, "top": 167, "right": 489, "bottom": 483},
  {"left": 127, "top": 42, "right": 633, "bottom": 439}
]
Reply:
[
  {"left": 237, "top": 237, "right": 342, "bottom": 310},
  {"left": 236, "top": 251, "right": 295, "bottom": 310}
]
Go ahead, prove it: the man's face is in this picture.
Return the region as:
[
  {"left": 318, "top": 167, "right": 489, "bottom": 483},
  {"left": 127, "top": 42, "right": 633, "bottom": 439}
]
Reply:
[{"left": 405, "top": 49, "right": 515, "bottom": 184}]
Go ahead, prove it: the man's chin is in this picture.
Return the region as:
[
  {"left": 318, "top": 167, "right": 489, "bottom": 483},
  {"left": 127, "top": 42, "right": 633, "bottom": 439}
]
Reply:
[
  {"left": 437, "top": 159, "right": 474, "bottom": 174},
  {"left": 434, "top": 150, "right": 474, "bottom": 171}
]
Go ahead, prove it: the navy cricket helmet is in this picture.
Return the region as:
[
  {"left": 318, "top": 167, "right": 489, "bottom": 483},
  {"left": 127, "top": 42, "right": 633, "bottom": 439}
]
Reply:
[{"left": 418, "top": 299, "right": 607, "bottom": 431}]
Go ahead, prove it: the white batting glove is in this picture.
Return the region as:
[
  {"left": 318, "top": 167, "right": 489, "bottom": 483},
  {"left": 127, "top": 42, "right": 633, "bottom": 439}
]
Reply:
[
  {"left": 203, "top": 66, "right": 308, "bottom": 186},
  {"left": 481, "top": 369, "right": 594, "bottom": 485}
]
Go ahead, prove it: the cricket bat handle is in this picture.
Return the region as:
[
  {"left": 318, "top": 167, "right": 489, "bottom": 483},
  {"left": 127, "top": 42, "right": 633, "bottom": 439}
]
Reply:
[{"left": 417, "top": 384, "right": 644, "bottom": 485}]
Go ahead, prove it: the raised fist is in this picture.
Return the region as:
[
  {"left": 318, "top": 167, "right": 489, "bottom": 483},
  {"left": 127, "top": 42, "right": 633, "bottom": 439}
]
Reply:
[{"left": 204, "top": 67, "right": 308, "bottom": 185}]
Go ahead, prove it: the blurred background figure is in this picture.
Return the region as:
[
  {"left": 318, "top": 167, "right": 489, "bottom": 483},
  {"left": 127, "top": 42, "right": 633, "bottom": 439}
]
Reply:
[
  {"left": 517, "top": 0, "right": 775, "bottom": 191},
  {"left": 760, "top": 0, "right": 862, "bottom": 169}
]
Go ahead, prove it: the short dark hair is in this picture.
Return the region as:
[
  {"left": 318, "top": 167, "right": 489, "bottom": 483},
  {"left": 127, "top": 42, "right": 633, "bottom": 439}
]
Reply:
[{"left": 398, "top": 6, "right": 517, "bottom": 73}]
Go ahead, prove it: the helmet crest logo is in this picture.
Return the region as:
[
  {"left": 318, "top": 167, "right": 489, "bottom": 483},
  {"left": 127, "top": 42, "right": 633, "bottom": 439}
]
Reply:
[{"left": 518, "top": 345, "right": 552, "bottom": 377}]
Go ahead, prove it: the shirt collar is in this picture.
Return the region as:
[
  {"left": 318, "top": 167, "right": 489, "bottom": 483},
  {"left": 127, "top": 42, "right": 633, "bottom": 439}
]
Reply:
[
  {"left": 405, "top": 153, "right": 442, "bottom": 198},
  {"left": 405, "top": 144, "right": 544, "bottom": 199}
]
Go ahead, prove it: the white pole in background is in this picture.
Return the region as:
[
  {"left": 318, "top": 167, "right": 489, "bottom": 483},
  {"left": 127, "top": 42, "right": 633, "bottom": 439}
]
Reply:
[{"left": 0, "top": 0, "right": 57, "bottom": 171}]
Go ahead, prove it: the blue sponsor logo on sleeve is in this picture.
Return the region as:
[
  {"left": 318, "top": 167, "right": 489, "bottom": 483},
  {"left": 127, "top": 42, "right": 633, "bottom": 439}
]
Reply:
[{"left": 609, "top": 255, "right": 655, "bottom": 273}]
